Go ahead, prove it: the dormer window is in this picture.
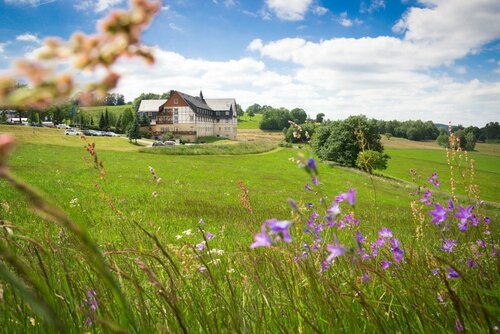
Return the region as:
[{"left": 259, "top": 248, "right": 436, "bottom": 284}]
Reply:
[{"left": 174, "top": 98, "right": 178, "bottom": 104}]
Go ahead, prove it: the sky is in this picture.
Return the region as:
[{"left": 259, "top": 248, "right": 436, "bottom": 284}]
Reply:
[{"left": 0, "top": 0, "right": 499, "bottom": 126}]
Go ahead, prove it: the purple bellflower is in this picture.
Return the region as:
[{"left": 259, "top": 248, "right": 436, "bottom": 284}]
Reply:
[
  {"left": 326, "top": 234, "right": 346, "bottom": 262},
  {"left": 441, "top": 239, "right": 457, "bottom": 252},
  {"left": 447, "top": 267, "right": 460, "bottom": 279},
  {"left": 380, "top": 260, "right": 391, "bottom": 270},
  {"left": 250, "top": 224, "right": 272, "bottom": 249},
  {"left": 429, "top": 203, "right": 447, "bottom": 225},
  {"left": 421, "top": 190, "right": 432, "bottom": 205},
  {"left": 454, "top": 205, "right": 474, "bottom": 224},
  {"left": 378, "top": 227, "right": 393, "bottom": 239},
  {"left": 266, "top": 219, "right": 293, "bottom": 243},
  {"left": 307, "top": 158, "right": 317, "bottom": 174}
]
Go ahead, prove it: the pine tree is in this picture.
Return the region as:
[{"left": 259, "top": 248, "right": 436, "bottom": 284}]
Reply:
[
  {"left": 127, "top": 117, "right": 141, "bottom": 143},
  {"left": 116, "top": 115, "right": 122, "bottom": 133},
  {"left": 104, "top": 108, "right": 110, "bottom": 130},
  {"left": 99, "top": 113, "right": 105, "bottom": 130}
]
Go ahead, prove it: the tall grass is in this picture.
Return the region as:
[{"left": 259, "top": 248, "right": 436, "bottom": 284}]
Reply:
[
  {"left": 139, "top": 141, "right": 278, "bottom": 155},
  {"left": 0, "top": 132, "right": 498, "bottom": 333}
]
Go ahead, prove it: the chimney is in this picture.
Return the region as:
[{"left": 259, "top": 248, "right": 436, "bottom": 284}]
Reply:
[{"left": 199, "top": 90, "right": 204, "bottom": 101}]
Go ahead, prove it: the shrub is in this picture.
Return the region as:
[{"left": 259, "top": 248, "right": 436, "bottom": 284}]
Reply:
[
  {"left": 312, "top": 115, "right": 383, "bottom": 167},
  {"left": 436, "top": 133, "right": 450, "bottom": 148},
  {"left": 259, "top": 108, "right": 291, "bottom": 131},
  {"left": 356, "top": 150, "right": 390, "bottom": 173},
  {"left": 284, "top": 122, "right": 315, "bottom": 143},
  {"left": 162, "top": 132, "right": 174, "bottom": 141}
]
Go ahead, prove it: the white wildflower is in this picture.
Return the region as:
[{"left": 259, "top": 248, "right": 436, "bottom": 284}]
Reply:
[{"left": 69, "top": 198, "right": 79, "bottom": 208}]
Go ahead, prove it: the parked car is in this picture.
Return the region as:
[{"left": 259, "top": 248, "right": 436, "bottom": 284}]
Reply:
[
  {"left": 105, "top": 132, "right": 120, "bottom": 137},
  {"left": 80, "top": 129, "right": 94, "bottom": 136},
  {"left": 164, "top": 140, "right": 176, "bottom": 146},
  {"left": 64, "top": 129, "right": 80, "bottom": 135},
  {"left": 152, "top": 141, "right": 165, "bottom": 146},
  {"left": 56, "top": 124, "right": 71, "bottom": 129},
  {"left": 41, "top": 121, "right": 55, "bottom": 128}
]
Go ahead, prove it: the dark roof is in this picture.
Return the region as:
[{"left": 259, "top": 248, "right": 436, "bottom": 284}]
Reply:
[{"left": 177, "top": 91, "right": 212, "bottom": 111}]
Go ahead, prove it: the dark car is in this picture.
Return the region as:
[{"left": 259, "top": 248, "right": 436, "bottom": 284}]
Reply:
[{"left": 152, "top": 141, "right": 165, "bottom": 146}]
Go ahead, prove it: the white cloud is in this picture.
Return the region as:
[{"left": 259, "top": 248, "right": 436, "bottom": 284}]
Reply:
[
  {"left": 335, "top": 12, "right": 362, "bottom": 27},
  {"left": 4, "top": 0, "right": 56, "bottom": 6},
  {"left": 313, "top": 6, "right": 328, "bottom": 16},
  {"left": 360, "top": 0, "right": 385, "bottom": 14},
  {"left": 16, "top": 33, "right": 40, "bottom": 44},
  {"left": 169, "top": 23, "right": 182, "bottom": 32},
  {"left": 0, "top": 43, "right": 7, "bottom": 54},
  {"left": 213, "top": 0, "right": 236, "bottom": 6},
  {"left": 105, "top": 1, "right": 500, "bottom": 127},
  {"left": 265, "top": 0, "right": 313, "bottom": 21},
  {"left": 242, "top": 1, "right": 500, "bottom": 125},
  {"left": 74, "top": 0, "right": 124, "bottom": 12}
]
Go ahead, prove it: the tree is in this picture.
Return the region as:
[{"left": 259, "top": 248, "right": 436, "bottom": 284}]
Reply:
[
  {"left": 464, "top": 132, "right": 477, "bottom": 151},
  {"left": 436, "top": 129, "right": 449, "bottom": 148},
  {"left": 115, "top": 115, "right": 122, "bottom": 133},
  {"left": 356, "top": 150, "right": 390, "bottom": 174},
  {"left": 139, "top": 113, "right": 150, "bottom": 126},
  {"left": 285, "top": 123, "right": 315, "bottom": 143},
  {"left": 247, "top": 109, "right": 255, "bottom": 120},
  {"left": 120, "top": 108, "right": 134, "bottom": 133},
  {"left": 236, "top": 104, "right": 244, "bottom": 119},
  {"left": 315, "top": 113, "right": 325, "bottom": 123},
  {"left": 160, "top": 91, "right": 170, "bottom": 99},
  {"left": 133, "top": 92, "right": 161, "bottom": 112},
  {"left": 259, "top": 107, "right": 291, "bottom": 131},
  {"left": 105, "top": 93, "right": 116, "bottom": 106},
  {"left": 99, "top": 113, "right": 106, "bottom": 130},
  {"left": 104, "top": 108, "right": 110, "bottom": 130},
  {"left": 312, "top": 115, "right": 384, "bottom": 168},
  {"left": 127, "top": 117, "right": 141, "bottom": 143},
  {"left": 246, "top": 103, "right": 262, "bottom": 115},
  {"left": 290, "top": 108, "right": 307, "bottom": 124},
  {"left": 116, "top": 94, "right": 125, "bottom": 105}
]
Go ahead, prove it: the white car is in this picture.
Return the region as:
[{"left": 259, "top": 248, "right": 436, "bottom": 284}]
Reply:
[
  {"left": 57, "top": 124, "right": 71, "bottom": 129},
  {"left": 64, "top": 129, "right": 80, "bottom": 136}
]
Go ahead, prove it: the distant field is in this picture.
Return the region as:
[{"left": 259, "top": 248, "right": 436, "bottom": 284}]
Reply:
[
  {"left": 79, "top": 104, "right": 133, "bottom": 120},
  {"left": 382, "top": 138, "right": 500, "bottom": 202},
  {"left": 238, "top": 113, "right": 262, "bottom": 129},
  {"left": 0, "top": 125, "right": 147, "bottom": 151}
]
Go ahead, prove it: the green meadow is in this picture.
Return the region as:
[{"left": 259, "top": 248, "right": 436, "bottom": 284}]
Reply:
[
  {"left": 79, "top": 105, "right": 133, "bottom": 120},
  {"left": 237, "top": 113, "right": 262, "bottom": 129},
  {"left": 0, "top": 125, "right": 498, "bottom": 332}
]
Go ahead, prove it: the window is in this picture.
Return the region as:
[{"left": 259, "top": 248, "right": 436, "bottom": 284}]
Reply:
[
  {"left": 225, "top": 111, "right": 229, "bottom": 116},
  {"left": 174, "top": 98, "right": 178, "bottom": 104}
]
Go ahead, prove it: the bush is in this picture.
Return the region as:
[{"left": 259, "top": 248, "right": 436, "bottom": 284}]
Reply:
[
  {"left": 436, "top": 133, "right": 450, "bottom": 148},
  {"left": 356, "top": 150, "right": 390, "bottom": 173},
  {"left": 284, "top": 122, "right": 315, "bottom": 143},
  {"left": 464, "top": 132, "right": 477, "bottom": 151},
  {"left": 162, "top": 132, "right": 174, "bottom": 141},
  {"left": 312, "top": 115, "right": 384, "bottom": 168},
  {"left": 259, "top": 108, "right": 291, "bottom": 131}
]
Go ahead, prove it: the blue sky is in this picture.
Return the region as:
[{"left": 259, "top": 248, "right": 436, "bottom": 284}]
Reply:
[{"left": 0, "top": 0, "right": 499, "bottom": 126}]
